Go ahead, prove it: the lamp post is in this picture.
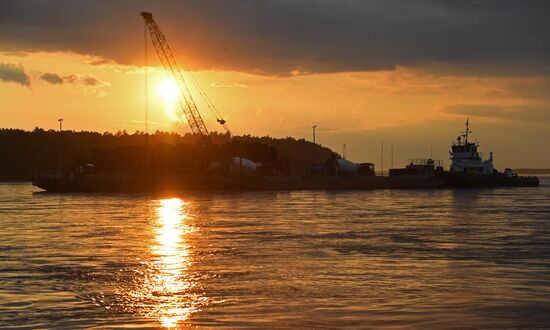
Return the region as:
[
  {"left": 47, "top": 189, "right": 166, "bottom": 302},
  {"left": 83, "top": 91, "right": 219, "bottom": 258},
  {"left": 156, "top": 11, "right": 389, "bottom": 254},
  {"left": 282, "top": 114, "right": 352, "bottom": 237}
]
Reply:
[
  {"left": 312, "top": 125, "right": 317, "bottom": 165},
  {"left": 58, "top": 118, "right": 63, "bottom": 172}
]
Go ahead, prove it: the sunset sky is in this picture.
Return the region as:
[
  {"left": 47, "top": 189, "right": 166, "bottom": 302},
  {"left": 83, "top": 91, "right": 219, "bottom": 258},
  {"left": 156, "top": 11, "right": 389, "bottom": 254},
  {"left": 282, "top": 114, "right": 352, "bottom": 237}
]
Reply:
[{"left": 1, "top": 0, "right": 549, "bottom": 168}]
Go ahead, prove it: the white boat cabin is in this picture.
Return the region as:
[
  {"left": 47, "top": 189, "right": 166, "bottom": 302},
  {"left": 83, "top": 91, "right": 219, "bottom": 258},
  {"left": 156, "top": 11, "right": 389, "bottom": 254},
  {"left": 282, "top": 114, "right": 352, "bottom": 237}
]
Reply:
[{"left": 450, "top": 119, "right": 494, "bottom": 175}]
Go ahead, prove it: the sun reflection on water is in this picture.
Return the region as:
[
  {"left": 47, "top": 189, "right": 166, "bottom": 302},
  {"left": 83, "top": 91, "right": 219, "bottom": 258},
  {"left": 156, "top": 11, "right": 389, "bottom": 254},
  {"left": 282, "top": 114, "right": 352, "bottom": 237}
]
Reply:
[{"left": 150, "top": 198, "right": 198, "bottom": 328}]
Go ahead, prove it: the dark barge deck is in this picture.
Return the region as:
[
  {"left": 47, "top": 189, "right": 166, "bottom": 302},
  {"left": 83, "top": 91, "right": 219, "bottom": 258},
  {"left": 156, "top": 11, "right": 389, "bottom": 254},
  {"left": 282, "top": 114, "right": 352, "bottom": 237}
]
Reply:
[{"left": 32, "top": 172, "right": 539, "bottom": 193}]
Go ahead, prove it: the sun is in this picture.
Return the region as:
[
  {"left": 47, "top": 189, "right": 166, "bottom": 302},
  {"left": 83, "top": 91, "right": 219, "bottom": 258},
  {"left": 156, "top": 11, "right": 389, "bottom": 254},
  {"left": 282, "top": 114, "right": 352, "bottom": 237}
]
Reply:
[
  {"left": 158, "top": 78, "right": 183, "bottom": 121},
  {"left": 158, "top": 78, "right": 180, "bottom": 105}
]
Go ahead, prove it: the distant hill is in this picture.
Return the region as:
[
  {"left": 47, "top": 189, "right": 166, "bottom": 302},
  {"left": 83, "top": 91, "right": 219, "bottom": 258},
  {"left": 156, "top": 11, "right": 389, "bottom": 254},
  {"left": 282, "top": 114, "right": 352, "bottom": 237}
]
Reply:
[
  {"left": 513, "top": 168, "right": 550, "bottom": 175},
  {"left": 0, "top": 128, "right": 336, "bottom": 180}
]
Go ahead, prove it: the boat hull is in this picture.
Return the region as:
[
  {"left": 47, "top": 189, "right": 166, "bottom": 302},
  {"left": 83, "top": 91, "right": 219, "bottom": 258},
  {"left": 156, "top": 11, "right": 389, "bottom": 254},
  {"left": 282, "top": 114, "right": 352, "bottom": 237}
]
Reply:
[{"left": 446, "top": 172, "right": 539, "bottom": 187}]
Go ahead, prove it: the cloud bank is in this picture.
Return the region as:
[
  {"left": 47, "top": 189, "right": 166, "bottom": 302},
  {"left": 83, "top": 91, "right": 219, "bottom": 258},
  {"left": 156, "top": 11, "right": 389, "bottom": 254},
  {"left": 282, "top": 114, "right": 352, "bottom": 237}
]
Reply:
[{"left": 0, "top": 0, "right": 549, "bottom": 76}]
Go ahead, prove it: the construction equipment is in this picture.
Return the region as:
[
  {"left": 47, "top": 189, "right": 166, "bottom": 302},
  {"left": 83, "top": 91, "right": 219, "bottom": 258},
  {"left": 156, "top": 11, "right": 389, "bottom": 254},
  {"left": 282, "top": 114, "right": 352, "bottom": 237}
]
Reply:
[{"left": 141, "top": 12, "right": 230, "bottom": 135}]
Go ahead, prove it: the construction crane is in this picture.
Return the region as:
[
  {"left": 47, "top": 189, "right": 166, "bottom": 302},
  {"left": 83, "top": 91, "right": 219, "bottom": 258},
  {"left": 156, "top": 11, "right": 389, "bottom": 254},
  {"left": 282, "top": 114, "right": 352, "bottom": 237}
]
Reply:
[{"left": 141, "top": 12, "right": 229, "bottom": 136}]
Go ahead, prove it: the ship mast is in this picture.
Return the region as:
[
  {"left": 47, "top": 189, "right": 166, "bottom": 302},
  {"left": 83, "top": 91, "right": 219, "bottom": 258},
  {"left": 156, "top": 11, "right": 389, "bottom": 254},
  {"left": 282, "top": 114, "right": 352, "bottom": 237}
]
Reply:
[{"left": 462, "top": 118, "right": 472, "bottom": 144}]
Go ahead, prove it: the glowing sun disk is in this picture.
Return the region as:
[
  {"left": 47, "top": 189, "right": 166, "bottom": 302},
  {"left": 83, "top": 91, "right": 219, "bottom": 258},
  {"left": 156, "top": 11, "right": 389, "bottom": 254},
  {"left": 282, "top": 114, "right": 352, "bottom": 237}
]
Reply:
[{"left": 158, "top": 79, "right": 180, "bottom": 106}]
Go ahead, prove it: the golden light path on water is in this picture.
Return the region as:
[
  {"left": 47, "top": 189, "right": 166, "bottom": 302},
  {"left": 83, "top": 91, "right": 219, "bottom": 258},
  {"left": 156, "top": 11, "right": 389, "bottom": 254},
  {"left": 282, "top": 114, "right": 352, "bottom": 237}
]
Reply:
[{"left": 148, "top": 198, "right": 200, "bottom": 328}]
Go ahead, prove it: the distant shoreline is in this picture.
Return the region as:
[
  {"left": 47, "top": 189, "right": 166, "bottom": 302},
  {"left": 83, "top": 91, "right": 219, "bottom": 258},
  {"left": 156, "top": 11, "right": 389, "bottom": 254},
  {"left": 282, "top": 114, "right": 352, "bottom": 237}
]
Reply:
[{"left": 514, "top": 169, "right": 550, "bottom": 175}]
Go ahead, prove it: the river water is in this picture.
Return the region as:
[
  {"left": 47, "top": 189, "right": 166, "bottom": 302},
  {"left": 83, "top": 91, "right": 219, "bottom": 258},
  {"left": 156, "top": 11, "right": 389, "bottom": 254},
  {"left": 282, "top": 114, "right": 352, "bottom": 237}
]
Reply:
[{"left": 1, "top": 179, "right": 550, "bottom": 329}]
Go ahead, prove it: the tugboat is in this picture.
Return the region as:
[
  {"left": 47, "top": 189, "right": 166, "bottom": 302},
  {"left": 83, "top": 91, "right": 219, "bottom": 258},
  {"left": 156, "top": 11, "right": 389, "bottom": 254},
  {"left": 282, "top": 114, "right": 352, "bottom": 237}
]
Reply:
[{"left": 447, "top": 119, "right": 539, "bottom": 187}]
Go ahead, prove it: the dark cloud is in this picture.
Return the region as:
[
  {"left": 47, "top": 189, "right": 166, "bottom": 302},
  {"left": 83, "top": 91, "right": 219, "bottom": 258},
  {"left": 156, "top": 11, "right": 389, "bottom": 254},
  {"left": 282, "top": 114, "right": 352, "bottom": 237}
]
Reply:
[
  {"left": 81, "top": 76, "right": 101, "bottom": 86},
  {"left": 0, "top": 0, "right": 549, "bottom": 75},
  {"left": 0, "top": 62, "right": 31, "bottom": 86},
  {"left": 40, "top": 72, "right": 63, "bottom": 84},
  {"left": 38, "top": 72, "right": 108, "bottom": 87},
  {"left": 443, "top": 104, "right": 550, "bottom": 122}
]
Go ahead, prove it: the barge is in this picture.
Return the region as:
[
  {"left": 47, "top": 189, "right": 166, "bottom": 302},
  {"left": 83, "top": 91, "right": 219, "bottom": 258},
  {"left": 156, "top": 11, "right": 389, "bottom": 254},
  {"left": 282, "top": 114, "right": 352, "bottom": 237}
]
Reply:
[{"left": 32, "top": 120, "right": 539, "bottom": 192}]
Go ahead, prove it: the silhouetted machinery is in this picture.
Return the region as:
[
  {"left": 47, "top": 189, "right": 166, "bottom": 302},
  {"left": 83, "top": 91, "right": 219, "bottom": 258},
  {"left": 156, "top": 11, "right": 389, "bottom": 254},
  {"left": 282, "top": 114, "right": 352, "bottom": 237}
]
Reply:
[{"left": 141, "top": 12, "right": 230, "bottom": 135}]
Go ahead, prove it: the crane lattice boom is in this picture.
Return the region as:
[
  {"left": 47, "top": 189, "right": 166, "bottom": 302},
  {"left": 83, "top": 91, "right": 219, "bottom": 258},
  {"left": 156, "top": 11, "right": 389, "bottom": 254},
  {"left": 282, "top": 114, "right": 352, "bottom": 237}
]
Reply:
[{"left": 141, "top": 11, "right": 209, "bottom": 135}]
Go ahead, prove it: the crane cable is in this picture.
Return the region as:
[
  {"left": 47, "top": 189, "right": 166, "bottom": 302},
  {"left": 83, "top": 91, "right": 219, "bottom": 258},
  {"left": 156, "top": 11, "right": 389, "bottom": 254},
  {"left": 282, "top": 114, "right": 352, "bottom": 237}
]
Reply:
[{"left": 164, "top": 37, "right": 227, "bottom": 125}]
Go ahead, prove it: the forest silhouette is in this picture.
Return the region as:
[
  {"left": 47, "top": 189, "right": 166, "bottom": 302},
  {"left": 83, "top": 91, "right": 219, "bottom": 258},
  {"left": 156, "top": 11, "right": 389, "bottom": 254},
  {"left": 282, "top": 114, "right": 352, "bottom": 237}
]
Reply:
[{"left": 0, "top": 128, "right": 336, "bottom": 180}]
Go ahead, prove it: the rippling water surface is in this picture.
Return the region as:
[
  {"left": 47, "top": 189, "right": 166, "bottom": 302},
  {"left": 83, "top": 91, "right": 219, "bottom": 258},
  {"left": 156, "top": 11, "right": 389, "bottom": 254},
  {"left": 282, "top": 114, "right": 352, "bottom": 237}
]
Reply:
[{"left": 1, "top": 179, "right": 550, "bottom": 328}]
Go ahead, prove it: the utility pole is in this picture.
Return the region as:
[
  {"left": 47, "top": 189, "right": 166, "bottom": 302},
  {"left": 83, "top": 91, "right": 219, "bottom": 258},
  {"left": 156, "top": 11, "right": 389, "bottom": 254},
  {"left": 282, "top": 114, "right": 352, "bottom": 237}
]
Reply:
[
  {"left": 391, "top": 143, "right": 394, "bottom": 169},
  {"left": 144, "top": 18, "right": 149, "bottom": 139},
  {"left": 342, "top": 143, "right": 347, "bottom": 160},
  {"left": 381, "top": 139, "right": 384, "bottom": 176},
  {"left": 58, "top": 118, "right": 64, "bottom": 172},
  {"left": 344, "top": 144, "right": 347, "bottom": 160},
  {"left": 312, "top": 125, "right": 316, "bottom": 165},
  {"left": 144, "top": 19, "right": 150, "bottom": 182}
]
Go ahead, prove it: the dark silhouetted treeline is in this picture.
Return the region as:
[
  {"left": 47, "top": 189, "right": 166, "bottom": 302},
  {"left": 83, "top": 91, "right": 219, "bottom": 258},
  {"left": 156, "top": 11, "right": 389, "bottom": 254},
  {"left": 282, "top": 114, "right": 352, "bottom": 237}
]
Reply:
[{"left": 0, "top": 128, "right": 335, "bottom": 180}]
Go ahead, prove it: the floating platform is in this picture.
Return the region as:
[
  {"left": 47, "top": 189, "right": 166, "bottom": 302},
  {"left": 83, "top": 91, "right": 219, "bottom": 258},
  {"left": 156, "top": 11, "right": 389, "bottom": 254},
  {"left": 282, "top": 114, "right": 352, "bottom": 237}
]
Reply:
[{"left": 32, "top": 171, "right": 538, "bottom": 193}]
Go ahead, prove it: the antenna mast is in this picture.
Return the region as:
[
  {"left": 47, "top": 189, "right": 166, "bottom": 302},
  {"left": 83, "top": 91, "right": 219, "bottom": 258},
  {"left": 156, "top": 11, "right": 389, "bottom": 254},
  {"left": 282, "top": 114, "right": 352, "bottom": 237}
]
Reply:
[{"left": 462, "top": 118, "right": 471, "bottom": 143}]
